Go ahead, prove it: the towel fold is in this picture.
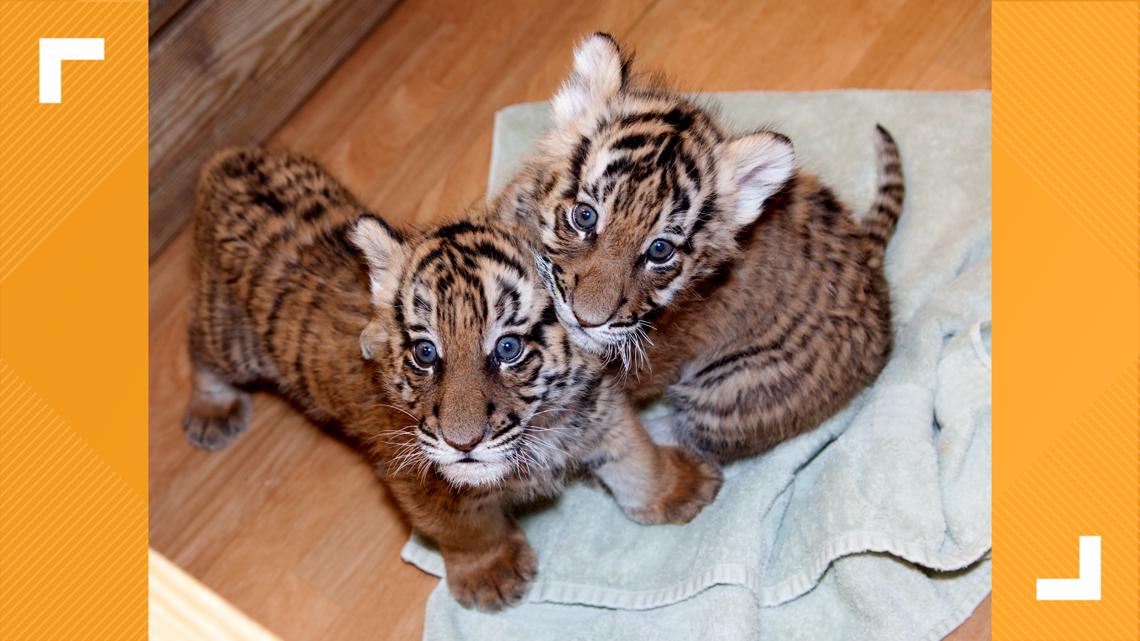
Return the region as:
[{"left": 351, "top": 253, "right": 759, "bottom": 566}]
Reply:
[{"left": 403, "top": 90, "right": 992, "bottom": 641}]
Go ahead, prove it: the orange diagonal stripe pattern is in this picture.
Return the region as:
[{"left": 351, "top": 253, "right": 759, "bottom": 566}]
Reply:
[
  {"left": 0, "top": 1, "right": 148, "bottom": 638},
  {"left": 992, "top": 1, "right": 1139, "bottom": 640},
  {"left": 0, "top": 361, "right": 148, "bottom": 640},
  {"left": 0, "top": 1, "right": 147, "bottom": 282}
]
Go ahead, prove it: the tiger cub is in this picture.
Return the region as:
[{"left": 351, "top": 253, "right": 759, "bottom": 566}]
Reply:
[
  {"left": 494, "top": 34, "right": 904, "bottom": 462},
  {"left": 185, "top": 148, "right": 720, "bottom": 611}
]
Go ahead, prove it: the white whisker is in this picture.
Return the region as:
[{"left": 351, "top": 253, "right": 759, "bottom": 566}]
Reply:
[{"left": 376, "top": 403, "right": 421, "bottom": 422}]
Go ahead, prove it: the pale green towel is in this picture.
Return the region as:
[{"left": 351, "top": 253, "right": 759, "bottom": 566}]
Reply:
[{"left": 402, "top": 91, "right": 992, "bottom": 641}]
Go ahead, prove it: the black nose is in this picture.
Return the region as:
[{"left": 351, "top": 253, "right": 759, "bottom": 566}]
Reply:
[{"left": 442, "top": 427, "right": 486, "bottom": 453}]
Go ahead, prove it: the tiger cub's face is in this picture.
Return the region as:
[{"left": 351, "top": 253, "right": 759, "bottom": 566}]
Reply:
[
  {"left": 351, "top": 217, "right": 592, "bottom": 489},
  {"left": 511, "top": 34, "right": 796, "bottom": 365}
]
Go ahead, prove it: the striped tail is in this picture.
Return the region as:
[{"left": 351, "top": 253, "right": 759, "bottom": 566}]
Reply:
[{"left": 862, "top": 124, "right": 905, "bottom": 268}]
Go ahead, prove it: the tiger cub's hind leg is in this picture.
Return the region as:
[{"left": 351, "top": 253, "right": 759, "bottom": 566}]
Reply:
[
  {"left": 667, "top": 337, "right": 837, "bottom": 463},
  {"left": 183, "top": 363, "right": 252, "bottom": 451}
]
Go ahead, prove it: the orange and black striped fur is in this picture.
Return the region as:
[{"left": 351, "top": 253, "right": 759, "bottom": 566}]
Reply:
[
  {"left": 185, "top": 148, "right": 720, "bottom": 611},
  {"left": 495, "top": 34, "right": 904, "bottom": 462}
]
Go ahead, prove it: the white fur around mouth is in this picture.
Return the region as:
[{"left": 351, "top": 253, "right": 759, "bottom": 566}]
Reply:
[
  {"left": 555, "top": 303, "right": 646, "bottom": 363},
  {"left": 439, "top": 460, "right": 510, "bottom": 487},
  {"left": 567, "top": 320, "right": 611, "bottom": 353}
]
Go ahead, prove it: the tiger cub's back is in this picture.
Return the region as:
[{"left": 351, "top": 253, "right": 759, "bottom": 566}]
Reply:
[{"left": 189, "top": 148, "right": 375, "bottom": 424}]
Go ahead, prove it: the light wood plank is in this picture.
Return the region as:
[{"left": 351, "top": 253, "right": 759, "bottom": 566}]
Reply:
[
  {"left": 149, "top": 548, "right": 283, "bottom": 641},
  {"left": 150, "top": 1, "right": 991, "bottom": 639}
]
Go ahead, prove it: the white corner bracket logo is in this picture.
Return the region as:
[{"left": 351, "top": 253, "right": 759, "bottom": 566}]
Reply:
[
  {"left": 1036, "top": 535, "right": 1101, "bottom": 601},
  {"left": 39, "top": 38, "right": 104, "bottom": 104}
]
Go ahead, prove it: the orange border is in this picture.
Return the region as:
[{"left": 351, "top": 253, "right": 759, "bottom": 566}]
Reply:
[
  {"left": 0, "top": 1, "right": 147, "bottom": 638},
  {"left": 993, "top": 1, "right": 1139, "bottom": 639}
]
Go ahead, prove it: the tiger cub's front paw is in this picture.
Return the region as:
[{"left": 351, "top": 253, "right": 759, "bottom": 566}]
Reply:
[
  {"left": 445, "top": 527, "right": 537, "bottom": 612},
  {"left": 183, "top": 392, "right": 251, "bottom": 451},
  {"left": 627, "top": 447, "right": 723, "bottom": 525}
]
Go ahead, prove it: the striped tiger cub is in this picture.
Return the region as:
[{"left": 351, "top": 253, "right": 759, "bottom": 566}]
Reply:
[
  {"left": 184, "top": 148, "right": 721, "bottom": 611},
  {"left": 495, "top": 34, "right": 904, "bottom": 462}
]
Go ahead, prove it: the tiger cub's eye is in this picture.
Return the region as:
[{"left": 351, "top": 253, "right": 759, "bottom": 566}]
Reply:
[
  {"left": 571, "top": 203, "right": 598, "bottom": 232},
  {"left": 412, "top": 340, "right": 438, "bottom": 367},
  {"left": 494, "top": 335, "right": 524, "bottom": 364},
  {"left": 646, "top": 239, "right": 676, "bottom": 264}
]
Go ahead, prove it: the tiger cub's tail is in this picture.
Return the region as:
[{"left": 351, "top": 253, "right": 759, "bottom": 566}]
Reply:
[{"left": 862, "top": 124, "right": 905, "bottom": 268}]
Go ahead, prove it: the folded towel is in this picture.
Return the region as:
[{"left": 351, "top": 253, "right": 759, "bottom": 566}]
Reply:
[{"left": 402, "top": 90, "right": 992, "bottom": 641}]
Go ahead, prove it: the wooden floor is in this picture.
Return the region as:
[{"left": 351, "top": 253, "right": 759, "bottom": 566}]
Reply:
[{"left": 149, "top": 1, "right": 992, "bottom": 639}]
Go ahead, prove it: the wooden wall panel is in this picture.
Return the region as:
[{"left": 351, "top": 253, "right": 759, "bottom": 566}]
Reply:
[
  {"left": 149, "top": 0, "right": 192, "bottom": 37},
  {"left": 148, "top": 0, "right": 398, "bottom": 259}
]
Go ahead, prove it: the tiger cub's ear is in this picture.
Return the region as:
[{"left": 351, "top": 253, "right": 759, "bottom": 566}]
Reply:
[
  {"left": 551, "top": 32, "right": 627, "bottom": 128},
  {"left": 350, "top": 214, "right": 409, "bottom": 308},
  {"left": 358, "top": 318, "right": 387, "bottom": 361},
  {"left": 717, "top": 131, "right": 796, "bottom": 228}
]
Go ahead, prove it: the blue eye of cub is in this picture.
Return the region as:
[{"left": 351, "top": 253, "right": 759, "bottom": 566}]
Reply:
[
  {"left": 571, "top": 203, "right": 597, "bottom": 232},
  {"left": 646, "top": 239, "right": 676, "bottom": 263},
  {"left": 494, "top": 335, "right": 524, "bottom": 364},
  {"left": 412, "top": 340, "right": 438, "bottom": 367}
]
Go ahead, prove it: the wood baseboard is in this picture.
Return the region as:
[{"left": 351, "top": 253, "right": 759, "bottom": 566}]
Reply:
[{"left": 149, "top": 548, "right": 284, "bottom": 641}]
